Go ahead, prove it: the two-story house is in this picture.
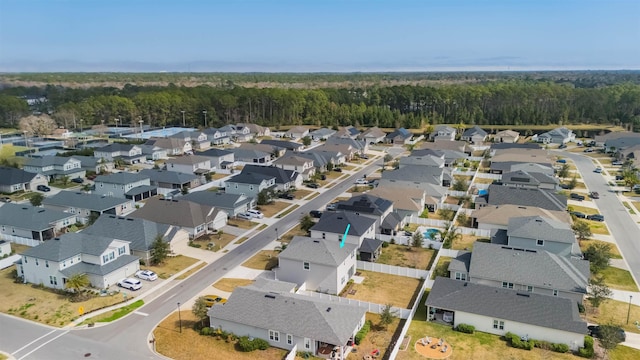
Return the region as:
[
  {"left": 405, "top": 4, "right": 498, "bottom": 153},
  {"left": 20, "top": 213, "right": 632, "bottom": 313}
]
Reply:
[
  {"left": 276, "top": 236, "right": 358, "bottom": 295},
  {"left": 483, "top": 184, "right": 567, "bottom": 211},
  {"left": 145, "top": 137, "right": 192, "bottom": 156},
  {"left": 70, "top": 156, "right": 115, "bottom": 174},
  {"left": 138, "top": 169, "right": 201, "bottom": 194},
  {"left": 198, "top": 148, "right": 235, "bottom": 170},
  {"left": 366, "top": 185, "right": 426, "bottom": 220},
  {"left": 224, "top": 172, "right": 276, "bottom": 199},
  {"left": 260, "top": 139, "right": 305, "bottom": 152},
  {"left": 23, "top": 156, "right": 85, "bottom": 181},
  {"left": 429, "top": 125, "right": 457, "bottom": 141},
  {"left": 0, "top": 203, "right": 76, "bottom": 246},
  {"left": 334, "top": 194, "right": 394, "bottom": 233},
  {"left": 0, "top": 167, "right": 48, "bottom": 193},
  {"left": 170, "top": 130, "right": 210, "bottom": 150},
  {"left": 203, "top": 127, "right": 231, "bottom": 145},
  {"left": 93, "top": 173, "right": 157, "bottom": 201},
  {"left": 492, "top": 216, "right": 580, "bottom": 258},
  {"left": 236, "top": 123, "right": 270, "bottom": 137},
  {"left": 181, "top": 192, "right": 255, "bottom": 217},
  {"left": 500, "top": 170, "right": 559, "bottom": 190},
  {"left": 273, "top": 153, "right": 316, "bottom": 180},
  {"left": 309, "top": 211, "right": 382, "bottom": 261},
  {"left": 93, "top": 143, "right": 146, "bottom": 164},
  {"left": 231, "top": 148, "right": 272, "bottom": 164},
  {"left": 460, "top": 125, "right": 488, "bottom": 144},
  {"left": 239, "top": 165, "right": 302, "bottom": 192},
  {"left": 42, "top": 191, "right": 135, "bottom": 223},
  {"left": 470, "top": 204, "right": 571, "bottom": 230},
  {"left": 16, "top": 233, "right": 139, "bottom": 290},
  {"left": 164, "top": 155, "right": 211, "bottom": 176},
  {"left": 138, "top": 144, "right": 168, "bottom": 161}
]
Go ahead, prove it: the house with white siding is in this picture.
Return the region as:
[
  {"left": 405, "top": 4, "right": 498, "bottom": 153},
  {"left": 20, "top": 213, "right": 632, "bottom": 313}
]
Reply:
[
  {"left": 93, "top": 173, "right": 156, "bottom": 201},
  {"left": 164, "top": 155, "right": 211, "bottom": 176},
  {"left": 0, "top": 167, "right": 48, "bottom": 194},
  {"left": 42, "top": 191, "right": 135, "bottom": 223},
  {"left": 0, "top": 203, "right": 77, "bottom": 245},
  {"left": 23, "top": 156, "right": 85, "bottom": 181},
  {"left": 93, "top": 143, "right": 146, "bottom": 164}
]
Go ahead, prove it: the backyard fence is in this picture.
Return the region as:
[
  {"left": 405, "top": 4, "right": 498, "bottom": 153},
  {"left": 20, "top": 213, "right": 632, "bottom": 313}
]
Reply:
[
  {"left": 406, "top": 215, "right": 448, "bottom": 227},
  {"left": 446, "top": 190, "right": 468, "bottom": 197},
  {"left": 284, "top": 345, "right": 297, "bottom": 360},
  {"left": 301, "top": 291, "right": 412, "bottom": 319},
  {"left": 440, "top": 203, "right": 460, "bottom": 211},
  {"left": 1, "top": 234, "right": 39, "bottom": 247},
  {"left": 475, "top": 172, "right": 502, "bottom": 180},
  {"left": 357, "top": 261, "right": 429, "bottom": 279},
  {"left": 451, "top": 170, "right": 477, "bottom": 177},
  {"left": 457, "top": 227, "right": 491, "bottom": 237}
]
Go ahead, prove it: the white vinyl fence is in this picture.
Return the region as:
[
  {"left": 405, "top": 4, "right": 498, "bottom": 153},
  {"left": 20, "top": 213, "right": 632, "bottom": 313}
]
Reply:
[
  {"left": 457, "top": 227, "right": 491, "bottom": 237},
  {"left": 357, "top": 261, "right": 429, "bottom": 279},
  {"left": 406, "top": 215, "right": 448, "bottom": 227},
  {"left": 447, "top": 190, "right": 468, "bottom": 197},
  {"left": 284, "top": 345, "right": 297, "bottom": 360},
  {"left": 475, "top": 172, "right": 502, "bottom": 180},
  {"left": 301, "top": 291, "right": 412, "bottom": 319},
  {"left": 1, "top": 234, "right": 39, "bottom": 247}
]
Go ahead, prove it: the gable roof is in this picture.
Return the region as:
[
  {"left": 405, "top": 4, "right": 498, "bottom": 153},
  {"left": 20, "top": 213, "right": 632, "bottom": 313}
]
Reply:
[
  {"left": 22, "top": 233, "right": 123, "bottom": 261},
  {"left": 94, "top": 172, "right": 149, "bottom": 185},
  {"left": 487, "top": 184, "right": 567, "bottom": 211},
  {"left": 260, "top": 139, "right": 304, "bottom": 151},
  {"left": 286, "top": 126, "right": 309, "bottom": 134},
  {"left": 359, "top": 237, "right": 384, "bottom": 254},
  {"left": 309, "top": 128, "right": 336, "bottom": 138},
  {"left": 411, "top": 149, "right": 467, "bottom": 163},
  {"left": 335, "top": 194, "right": 392, "bottom": 216},
  {"left": 508, "top": 216, "right": 576, "bottom": 244},
  {"left": 42, "top": 191, "right": 131, "bottom": 211},
  {"left": 426, "top": 277, "right": 586, "bottom": 334},
  {"left": 227, "top": 171, "right": 275, "bottom": 185},
  {"left": 462, "top": 125, "right": 487, "bottom": 137},
  {"left": 164, "top": 155, "right": 210, "bottom": 166},
  {"left": 495, "top": 130, "right": 520, "bottom": 138},
  {"left": 181, "top": 191, "right": 252, "bottom": 209},
  {"left": 432, "top": 125, "right": 456, "bottom": 134},
  {"left": 0, "top": 203, "right": 75, "bottom": 231},
  {"left": 325, "top": 137, "right": 366, "bottom": 151},
  {"left": 241, "top": 165, "right": 299, "bottom": 185},
  {"left": 471, "top": 204, "right": 571, "bottom": 226},
  {"left": 419, "top": 140, "right": 468, "bottom": 153},
  {"left": 83, "top": 215, "right": 172, "bottom": 252},
  {"left": 490, "top": 142, "right": 540, "bottom": 151},
  {"left": 381, "top": 165, "right": 444, "bottom": 186},
  {"left": 501, "top": 170, "right": 558, "bottom": 186},
  {"left": 279, "top": 236, "right": 357, "bottom": 266},
  {"left": 128, "top": 197, "right": 221, "bottom": 228},
  {"left": 230, "top": 148, "right": 271, "bottom": 160},
  {"left": 365, "top": 186, "right": 424, "bottom": 212},
  {"left": 359, "top": 126, "right": 386, "bottom": 139},
  {"left": 469, "top": 242, "right": 589, "bottom": 293},
  {"left": 95, "top": 143, "right": 138, "bottom": 153},
  {"left": 198, "top": 148, "right": 233, "bottom": 157},
  {"left": 24, "top": 156, "right": 77, "bottom": 167},
  {"left": 386, "top": 127, "right": 412, "bottom": 140},
  {"left": 139, "top": 169, "right": 198, "bottom": 184},
  {"left": 208, "top": 286, "right": 366, "bottom": 345},
  {"left": 448, "top": 251, "right": 471, "bottom": 273},
  {"left": 294, "top": 151, "right": 331, "bottom": 168},
  {"left": 273, "top": 153, "right": 314, "bottom": 167},
  {"left": 400, "top": 155, "right": 445, "bottom": 168},
  {"left": 310, "top": 211, "right": 376, "bottom": 236},
  {"left": 71, "top": 155, "right": 113, "bottom": 167},
  {"left": 0, "top": 167, "right": 37, "bottom": 185},
  {"left": 145, "top": 137, "right": 187, "bottom": 149}
]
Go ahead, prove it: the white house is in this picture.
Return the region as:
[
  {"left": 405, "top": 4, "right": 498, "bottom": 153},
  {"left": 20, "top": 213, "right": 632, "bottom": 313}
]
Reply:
[
  {"left": 285, "top": 126, "right": 309, "bottom": 139},
  {"left": 93, "top": 143, "right": 146, "bottom": 164},
  {"left": 93, "top": 173, "right": 156, "bottom": 201},
  {"left": 470, "top": 204, "right": 571, "bottom": 231},
  {"left": 0, "top": 167, "right": 48, "bottom": 194},
  {"left": 164, "top": 155, "right": 212, "bottom": 176},
  {"left": 273, "top": 153, "right": 316, "bottom": 180},
  {"left": 23, "top": 156, "right": 85, "bottom": 181},
  {"left": 494, "top": 130, "right": 520, "bottom": 143},
  {"left": 16, "top": 233, "right": 140, "bottom": 290},
  {"left": 310, "top": 212, "right": 376, "bottom": 247},
  {"left": 0, "top": 203, "right": 77, "bottom": 245},
  {"left": 42, "top": 191, "right": 135, "bottom": 223}
]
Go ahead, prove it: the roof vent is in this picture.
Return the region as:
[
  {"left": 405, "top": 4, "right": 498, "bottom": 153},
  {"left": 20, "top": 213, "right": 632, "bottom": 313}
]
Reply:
[
  {"left": 337, "top": 217, "right": 343, "bottom": 220},
  {"left": 313, "top": 240, "right": 319, "bottom": 243},
  {"left": 516, "top": 292, "right": 530, "bottom": 297},
  {"left": 264, "top": 294, "right": 276, "bottom": 299},
  {"left": 535, "top": 219, "right": 542, "bottom": 222},
  {"left": 126, "top": 218, "right": 134, "bottom": 221},
  {"left": 326, "top": 307, "right": 332, "bottom": 312}
]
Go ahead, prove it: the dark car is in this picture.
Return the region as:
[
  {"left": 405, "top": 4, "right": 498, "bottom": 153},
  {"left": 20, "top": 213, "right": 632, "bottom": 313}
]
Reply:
[
  {"left": 37, "top": 185, "right": 51, "bottom": 192},
  {"left": 306, "top": 182, "right": 319, "bottom": 189},
  {"left": 319, "top": 174, "right": 327, "bottom": 180},
  {"left": 589, "top": 191, "right": 600, "bottom": 199},
  {"left": 333, "top": 167, "right": 343, "bottom": 172},
  {"left": 87, "top": 174, "right": 98, "bottom": 180},
  {"left": 309, "top": 210, "right": 322, "bottom": 218},
  {"left": 570, "top": 193, "right": 585, "bottom": 201},
  {"left": 558, "top": 143, "right": 567, "bottom": 149},
  {"left": 587, "top": 214, "right": 605, "bottom": 222},
  {"left": 71, "top": 177, "right": 84, "bottom": 184},
  {"left": 570, "top": 211, "right": 587, "bottom": 219},
  {"left": 588, "top": 325, "right": 626, "bottom": 343},
  {"left": 616, "top": 175, "right": 624, "bottom": 181},
  {"left": 278, "top": 192, "right": 294, "bottom": 200}
]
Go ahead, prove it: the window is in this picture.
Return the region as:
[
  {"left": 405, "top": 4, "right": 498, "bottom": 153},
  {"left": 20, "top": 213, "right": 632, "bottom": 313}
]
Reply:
[
  {"left": 341, "top": 276, "right": 346, "bottom": 284},
  {"left": 249, "top": 185, "right": 254, "bottom": 191},
  {"left": 286, "top": 334, "right": 293, "bottom": 345},
  {"left": 322, "top": 232, "right": 326, "bottom": 239},
  {"left": 49, "top": 276, "right": 57, "bottom": 286},
  {"left": 23, "top": 256, "right": 27, "bottom": 264},
  {"left": 303, "top": 262, "right": 310, "bottom": 270},
  {"left": 45, "top": 260, "right": 49, "bottom": 268},
  {"left": 526, "top": 285, "right": 533, "bottom": 292},
  {"left": 102, "top": 254, "right": 109, "bottom": 263},
  {"left": 268, "top": 330, "right": 280, "bottom": 342},
  {"left": 35, "top": 259, "right": 39, "bottom": 266},
  {"left": 536, "top": 239, "right": 544, "bottom": 246},
  {"left": 493, "top": 320, "right": 504, "bottom": 330},
  {"left": 455, "top": 272, "right": 467, "bottom": 281},
  {"left": 304, "top": 338, "right": 311, "bottom": 349},
  {"left": 553, "top": 289, "right": 558, "bottom": 296},
  {"left": 502, "top": 282, "right": 514, "bottom": 289},
  {"left": 118, "top": 246, "right": 126, "bottom": 255},
  {"left": 109, "top": 252, "right": 115, "bottom": 260}
]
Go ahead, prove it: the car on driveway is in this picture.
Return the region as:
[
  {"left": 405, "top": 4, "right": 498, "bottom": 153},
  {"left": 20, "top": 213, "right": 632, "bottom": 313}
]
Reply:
[
  {"left": 247, "top": 209, "right": 264, "bottom": 219},
  {"left": 326, "top": 203, "right": 337, "bottom": 211},
  {"left": 570, "top": 193, "right": 585, "bottom": 201},
  {"left": 588, "top": 325, "right": 626, "bottom": 342},
  {"left": 355, "top": 178, "right": 368, "bottom": 185},
  {"left": 306, "top": 182, "right": 319, "bottom": 189},
  {"left": 556, "top": 159, "right": 567, "bottom": 164},
  {"left": 0, "top": 196, "right": 11, "bottom": 203},
  {"left": 237, "top": 212, "right": 253, "bottom": 220},
  {"left": 594, "top": 167, "right": 602, "bottom": 173},
  {"left": 118, "top": 278, "right": 142, "bottom": 291},
  {"left": 37, "top": 185, "right": 51, "bottom": 192},
  {"left": 202, "top": 295, "right": 227, "bottom": 307},
  {"left": 71, "top": 177, "right": 84, "bottom": 184},
  {"left": 333, "top": 167, "right": 343, "bottom": 172},
  {"left": 309, "top": 210, "right": 322, "bottom": 218},
  {"left": 278, "top": 192, "right": 294, "bottom": 200},
  {"left": 135, "top": 270, "right": 158, "bottom": 281},
  {"left": 570, "top": 211, "right": 586, "bottom": 219},
  {"left": 587, "top": 214, "right": 605, "bottom": 222},
  {"left": 612, "top": 160, "right": 624, "bottom": 166}
]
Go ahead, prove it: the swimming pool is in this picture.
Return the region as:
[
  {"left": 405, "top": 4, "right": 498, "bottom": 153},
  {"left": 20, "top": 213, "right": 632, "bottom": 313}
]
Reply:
[{"left": 423, "top": 228, "right": 440, "bottom": 240}]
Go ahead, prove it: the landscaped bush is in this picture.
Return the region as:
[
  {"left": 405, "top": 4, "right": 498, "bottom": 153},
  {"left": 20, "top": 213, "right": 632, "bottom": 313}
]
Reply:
[
  {"left": 382, "top": 241, "right": 389, "bottom": 248},
  {"left": 551, "top": 343, "right": 569, "bottom": 353},
  {"left": 237, "top": 336, "right": 269, "bottom": 352},
  {"left": 578, "top": 336, "right": 595, "bottom": 358},
  {"left": 577, "top": 302, "right": 585, "bottom": 313},
  {"left": 454, "top": 323, "right": 475, "bottom": 334},
  {"left": 505, "top": 332, "right": 533, "bottom": 350},
  {"left": 354, "top": 320, "right": 372, "bottom": 345},
  {"left": 200, "top": 327, "right": 214, "bottom": 336}
]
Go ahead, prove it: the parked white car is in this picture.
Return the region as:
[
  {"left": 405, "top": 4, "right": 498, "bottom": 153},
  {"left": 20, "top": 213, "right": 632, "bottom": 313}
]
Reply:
[
  {"left": 237, "top": 212, "right": 253, "bottom": 220},
  {"left": 118, "top": 278, "right": 142, "bottom": 291},
  {"left": 135, "top": 270, "right": 158, "bottom": 281},
  {"left": 246, "top": 209, "right": 264, "bottom": 219},
  {"left": 355, "top": 178, "right": 369, "bottom": 185}
]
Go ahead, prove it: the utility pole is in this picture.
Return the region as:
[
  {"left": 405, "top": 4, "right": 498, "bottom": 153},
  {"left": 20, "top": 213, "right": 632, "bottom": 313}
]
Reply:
[
  {"left": 203, "top": 110, "right": 208, "bottom": 128},
  {"left": 181, "top": 111, "right": 186, "bottom": 127}
]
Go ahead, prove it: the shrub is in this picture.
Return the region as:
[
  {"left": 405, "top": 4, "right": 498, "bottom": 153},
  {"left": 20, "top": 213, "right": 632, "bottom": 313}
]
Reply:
[
  {"left": 455, "top": 323, "right": 475, "bottom": 334},
  {"left": 200, "top": 327, "right": 214, "bottom": 336},
  {"left": 237, "top": 336, "right": 269, "bottom": 352},
  {"left": 253, "top": 338, "right": 269, "bottom": 350},
  {"left": 578, "top": 336, "right": 595, "bottom": 358},
  {"left": 551, "top": 343, "right": 569, "bottom": 353},
  {"left": 577, "top": 302, "right": 585, "bottom": 313},
  {"left": 355, "top": 320, "right": 372, "bottom": 345},
  {"left": 505, "top": 332, "right": 533, "bottom": 350},
  {"left": 534, "top": 340, "right": 551, "bottom": 350},
  {"left": 382, "top": 241, "right": 389, "bottom": 248}
]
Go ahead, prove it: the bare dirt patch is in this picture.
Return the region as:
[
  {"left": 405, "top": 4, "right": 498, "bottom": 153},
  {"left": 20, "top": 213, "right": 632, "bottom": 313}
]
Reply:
[
  {"left": 257, "top": 201, "right": 291, "bottom": 217},
  {"left": 377, "top": 244, "right": 436, "bottom": 270},
  {"left": 345, "top": 270, "right": 421, "bottom": 308}
]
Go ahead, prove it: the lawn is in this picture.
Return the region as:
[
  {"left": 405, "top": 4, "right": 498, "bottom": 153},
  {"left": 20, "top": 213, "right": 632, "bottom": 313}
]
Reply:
[
  {"left": 431, "top": 257, "right": 452, "bottom": 280},
  {"left": 210, "top": 173, "right": 228, "bottom": 180},
  {"left": 275, "top": 204, "right": 299, "bottom": 218},
  {"left": 565, "top": 181, "right": 586, "bottom": 190},
  {"left": 610, "top": 346, "right": 640, "bottom": 360},
  {"left": 473, "top": 177, "right": 495, "bottom": 184},
  {"left": 586, "top": 220, "right": 610, "bottom": 235},
  {"left": 598, "top": 267, "right": 639, "bottom": 291},
  {"left": 451, "top": 235, "right": 490, "bottom": 251},
  {"left": 291, "top": 188, "right": 313, "bottom": 198},
  {"left": 212, "top": 278, "right": 254, "bottom": 292},
  {"left": 192, "top": 233, "right": 236, "bottom": 252},
  {"left": 345, "top": 270, "right": 422, "bottom": 308},
  {"left": 9, "top": 243, "right": 31, "bottom": 254},
  {"left": 153, "top": 311, "right": 288, "bottom": 360},
  {"left": 257, "top": 201, "right": 291, "bottom": 217},
  {"left": 79, "top": 300, "right": 144, "bottom": 325},
  {"left": 633, "top": 202, "right": 640, "bottom": 213},
  {"left": 579, "top": 240, "right": 622, "bottom": 259},
  {"left": 585, "top": 299, "right": 640, "bottom": 334},
  {"left": 0, "top": 267, "right": 126, "bottom": 327},
  {"left": 175, "top": 263, "right": 206, "bottom": 280},
  {"left": 241, "top": 250, "right": 279, "bottom": 270},
  {"left": 356, "top": 313, "right": 403, "bottom": 360},
  {"left": 227, "top": 218, "right": 259, "bottom": 230},
  {"left": 0, "top": 144, "right": 27, "bottom": 161},
  {"left": 377, "top": 244, "right": 436, "bottom": 270},
  {"left": 142, "top": 255, "right": 199, "bottom": 279},
  {"left": 568, "top": 204, "right": 600, "bottom": 215},
  {"left": 279, "top": 224, "right": 307, "bottom": 244}
]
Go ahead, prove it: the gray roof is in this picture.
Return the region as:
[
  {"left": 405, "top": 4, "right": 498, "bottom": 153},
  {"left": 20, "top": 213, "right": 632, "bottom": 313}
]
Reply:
[
  {"left": 231, "top": 148, "right": 271, "bottom": 160},
  {"left": 241, "top": 165, "right": 298, "bottom": 185},
  {"left": 83, "top": 215, "right": 172, "bottom": 252},
  {"left": 279, "top": 236, "right": 357, "bottom": 267},
  {"left": 386, "top": 127, "right": 412, "bottom": 140},
  {"left": 411, "top": 149, "right": 467, "bottom": 163},
  {"left": 381, "top": 166, "right": 444, "bottom": 186},
  {"left": 42, "top": 191, "right": 131, "bottom": 212},
  {"left": 95, "top": 143, "right": 138, "bottom": 152},
  {"left": 491, "top": 143, "right": 540, "bottom": 151},
  {"left": 208, "top": 286, "right": 366, "bottom": 345},
  {"left": 359, "top": 237, "right": 383, "bottom": 254},
  {"left": 165, "top": 154, "right": 210, "bottom": 165},
  {"left": 310, "top": 128, "right": 336, "bottom": 137},
  {"left": 487, "top": 184, "right": 566, "bottom": 211},
  {"left": 260, "top": 139, "right": 304, "bottom": 150},
  {"left": 0, "top": 203, "right": 75, "bottom": 231},
  {"left": 139, "top": 169, "right": 198, "bottom": 185},
  {"left": 335, "top": 194, "right": 392, "bottom": 216},
  {"left": 325, "top": 137, "right": 366, "bottom": 151},
  {"left": 60, "top": 254, "right": 139, "bottom": 277},
  {"left": 248, "top": 278, "right": 297, "bottom": 293},
  {"left": 468, "top": 242, "right": 589, "bottom": 294},
  {"left": 448, "top": 251, "right": 471, "bottom": 273},
  {"left": 381, "top": 212, "right": 403, "bottom": 230},
  {"left": 71, "top": 155, "right": 112, "bottom": 167},
  {"left": 400, "top": 155, "right": 445, "bottom": 168},
  {"left": 24, "top": 156, "right": 76, "bottom": 167},
  {"left": 604, "top": 137, "right": 640, "bottom": 150},
  {"left": 0, "top": 167, "right": 37, "bottom": 185},
  {"left": 501, "top": 170, "right": 558, "bottom": 186},
  {"left": 227, "top": 172, "right": 275, "bottom": 185},
  {"left": 95, "top": 172, "right": 149, "bottom": 185},
  {"left": 198, "top": 148, "right": 233, "bottom": 157},
  {"left": 310, "top": 211, "right": 376, "bottom": 237},
  {"left": 509, "top": 163, "right": 555, "bottom": 176},
  {"left": 295, "top": 151, "right": 330, "bottom": 169},
  {"left": 124, "top": 184, "right": 157, "bottom": 196},
  {"left": 462, "top": 125, "right": 487, "bottom": 137},
  {"left": 22, "top": 233, "right": 124, "bottom": 261},
  {"left": 508, "top": 216, "right": 576, "bottom": 244},
  {"left": 128, "top": 197, "right": 220, "bottom": 228},
  {"left": 181, "top": 192, "right": 252, "bottom": 210},
  {"left": 426, "top": 277, "right": 587, "bottom": 334}
]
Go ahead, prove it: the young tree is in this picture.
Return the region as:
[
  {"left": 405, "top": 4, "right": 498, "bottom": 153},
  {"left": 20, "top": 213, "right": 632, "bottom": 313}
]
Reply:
[
  {"left": 181, "top": 186, "right": 189, "bottom": 195},
  {"left": 598, "top": 323, "right": 625, "bottom": 353},
  {"left": 300, "top": 214, "right": 315, "bottom": 232},
  {"left": 440, "top": 223, "right": 462, "bottom": 249},
  {"left": 19, "top": 114, "right": 58, "bottom": 137},
  {"left": 383, "top": 154, "right": 393, "bottom": 163},
  {"left": 452, "top": 178, "right": 468, "bottom": 192},
  {"left": 557, "top": 163, "right": 570, "bottom": 178},
  {"left": 257, "top": 189, "right": 270, "bottom": 205},
  {"left": 302, "top": 136, "right": 312, "bottom": 146},
  {"left": 65, "top": 272, "right": 90, "bottom": 297},
  {"left": 60, "top": 176, "right": 70, "bottom": 186},
  {"left": 411, "top": 232, "right": 424, "bottom": 250},
  {"left": 566, "top": 175, "right": 578, "bottom": 190},
  {"left": 30, "top": 193, "right": 44, "bottom": 207},
  {"left": 622, "top": 168, "right": 639, "bottom": 191},
  {"left": 572, "top": 220, "right": 592, "bottom": 241},
  {"left": 378, "top": 304, "right": 397, "bottom": 329},
  {"left": 588, "top": 276, "right": 612, "bottom": 308},
  {"left": 150, "top": 235, "right": 170, "bottom": 265},
  {"left": 584, "top": 242, "right": 612, "bottom": 274},
  {"left": 192, "top": 296, "right": 210, "bottom": 328}
]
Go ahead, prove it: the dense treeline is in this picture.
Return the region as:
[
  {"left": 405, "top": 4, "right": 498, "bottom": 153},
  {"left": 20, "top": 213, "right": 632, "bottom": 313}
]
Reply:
[{"left": 0, "top": 80, "right": 639, "bottom": 131}]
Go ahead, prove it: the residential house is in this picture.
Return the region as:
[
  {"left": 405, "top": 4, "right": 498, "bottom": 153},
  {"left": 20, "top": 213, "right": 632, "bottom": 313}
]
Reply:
[
  {"left": 83, "top": 215, "right": 184, "bottom": 264},
  {"left": 460, "top": 125, "right": 488, "bottom": 144},
  {"left": 399, "top": 154, "right": 446, "bottom": 168},
  {"left": 617, "top": 144, "right": 640, "bottom": 169},
  {"left": 42, "top": 191, "right": 134, "bottom": 223},
  {"left": 419, "top": 140, "right": 470, "bottom": 154},
  {"left": 411, "top": 149, "right": 467, "bottom": 167},
  {"left": 273, "top": 153, "right": 316, "bottom": 180},
  {"left": 334, "top": 194, "right": 394, "bottom": 233},
  {"left": 326, "top": 137, "right": 368, "bottom": 154},
  {"left": 128, "top": 197, "right": 227, "bottom": 239},
  {"left": 0, "top": 203, "right": 77, "bottom": 245},
  {"left": 332, "top": 126, "right": 360, "bottom": 139},
  {"left": 492, "top": 216, "right": 579, "bottom": 258},
  {"left": 378, "top": 169, "right": 446, "bottom": 212},
  {"left": 236, "top": 123, "right": 270, "bottom": 137},
  {"left": 138, "top": 169, "right": 201, "bottom": 194},
  {"left": 309, "top": 127, "right": 336, "bottom": 141},
  {"left": 198, "top": 148, "right": 235, "bottom": 170},
  {"left": 492, "top": 148, "right": 552, "bottom": 167},
  {"left": 240, "top": 165, "right": 302, "bottom": 192},
  {"left": 221, "top": 124, "right": 253, "bottom": 142},
  {"left": 0, "top": 240, "right": 11, "bottom": 257},
  {"left": 181, "top": 192, "right": 255, "bottom": 217},
  {"left": 484, "top": 184, "right": 567, "bottom": 212},
  {"left": 70, "top": 155, "right": 115, "bottom": 173},
  {"left": 16, "top": 233, "right": 139, "bottom": 290},
  {"left": 23, "top": 156, "right": 85, "bottom": 181},
  {"left": 260, "top": 139, "right": 305, "bottom": 152},
  {"left": 208, "top": 281, "right": 366, "bottom": 358},
  {"left": 536, "top": 127, "right": 575, "bottom": 144},
  {"left": 426, "top": 277, "right": 586, "bottom": 351},
  {"left": 508, "top": 162, "right": 555, "bottom": 177},
  {"left": 470, "top": 204, "right": 571, "bottom": 231},
  {"left": 0, "top": 167, "right": 48, "bottom": 193},
  {"left": 305, "top": 149, "right": 346, "bottom": 166},
  {"left": 309, "top": 212, "right": 381, "bottom": 261},
  {"left": 231, "top": 148, "right": 271, "bottom": 164},
  {"left": 238, "top": 143, "right": 286, "bottom": 158},
  {"left": 490, "top": 142, "right": 540, "bottom": 153},
  {"left": 203, "top": 127, "right": 231, "bottom": 145},
  {"left": 595, "top": 131, "right": 640, "bottom": 147},
  {"left": 316, "top": 143, "right": 357, "bottom": 161},
  {"left": 52, "top": 128, "right": 73, "bottom": 138},
  {"left": 93, "top": 173, "right": 157, "bottom": 201},
  {"left": 500, "top": 170, "right": 559, "bottom": 190},
  {"left": 284, "top": 126, "right": 309, "bottom": 139},
  {"left": 358, "top": 127, "right": 386, "bottom": 144},
  {"left": 382, "top": 163, "right": 450, "bottom": 187},
  {"left": 365, "top": 186, "right": 426, "bottom": 219},
  {"left": 169, "top": 130, "right": 210, "bottom": 150},
  {"left": 385, "top": 127, "right": 413, "bottom": 145},
  {"left": 93, "top": 143, "right": 146, "bottom": 164},
  {"left": 164, "top": 155, "right": 211, "bottom": 176},
  {"left": 494, "top": 130, "right": 520, "bottom": 143},
  {"left": 225, "top": 172, "right": 276, "bottom": 198},
  {"left": 276, "top": 236, "right": 358, "bottom": 294},
  {"left": 429, "top": 125, "right": 457, "bottom": 141},
  {"left": 145, "top": 137, "right": 192, "bottom": 156},
  {"left": 293, "top": 151, "right": 331, "bottom": 173},
  {"left": 449, "top": 242, "right": 589, "bottom": 303}
]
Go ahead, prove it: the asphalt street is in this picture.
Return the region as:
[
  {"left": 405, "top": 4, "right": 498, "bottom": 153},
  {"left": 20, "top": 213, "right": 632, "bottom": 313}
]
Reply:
[
  {"left": 1, "top": 151, "right": 402, "bottom": 360},
  {"left": 564, "top": 152, "right": 640, "bottom": 286}
]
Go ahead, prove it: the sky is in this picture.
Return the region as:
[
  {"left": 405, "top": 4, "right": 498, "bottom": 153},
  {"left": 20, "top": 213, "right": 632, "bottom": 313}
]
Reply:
[{"left": 0, "top": 0, "right": 639, "bottom": 72}]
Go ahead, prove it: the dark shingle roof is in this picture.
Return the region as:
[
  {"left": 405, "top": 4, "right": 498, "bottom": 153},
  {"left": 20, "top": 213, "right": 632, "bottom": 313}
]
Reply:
[
  {"left": 198, "top": 148, "right": 233, "bottom": 157},
  {"left": 227, "top": 172, "right": 275, "bottom": 185},
  {"left": 139, "top": 169, "right": 198, "bottom": 185},
  {"left": 0, "top": 167, "right": 37, "bottom": 185},
  {"left": 83, "top": 215, "right": 171, "bottom": 252},
  {"left": 128, "top": 197, "right": 221, "bottom": 228},
  {"left": 0, "top": 203, "right": 75, "bottom": 231},
  {"left": 60, "top": 255, "right": 139, "bottom": 276},
  {"left": 359, "top": 238, "right": 383, "bottom": 254},
  {"left": 386, "top": 127, "right": 412, "bottom": 140},
  {"left": 42, "top": 191, "right": 131, "bottom": 212},
  {"left": 260, "top": 139, "right": 304, "bottom": 150},
  {"left": 462, "top": 125, "right": 487, "bottom": 137},
  {"left": 95, "top": 172, "right": 149, "bottom": 185},
  {"left": 487, "top": 184, "right": 566, "bottom": 211},
  {"left": 310, "top": 211, "right": 376, "bottom": 236},
  {"left": 448, "top": 251, "right": 471, "bottom": 273},
  {"left": 335, "top": 194, "right": 392, "bottom": 216},
  {"left": 426, "top": 277, "right": 586, "bottom": 334},
  {"left": 181, "top": 192, "right": 252, "bottom": 210},
  {"left": 241, "top": 165, "right": 298, "bottom": 185},
  {"left": 381, "top": 166, "right": 444, "bottom": 186}
]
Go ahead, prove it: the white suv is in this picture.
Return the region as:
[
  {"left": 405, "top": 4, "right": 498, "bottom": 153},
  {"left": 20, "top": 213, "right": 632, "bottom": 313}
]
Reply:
[
  {"left": 246, "top": 209, "right": 264, "bottom": 219},
  {"left": 355, "top": 178, "right": 369, "bottom": 185},
  {"left": 118, "top": 278, "right": 142, "bottom": 291}
]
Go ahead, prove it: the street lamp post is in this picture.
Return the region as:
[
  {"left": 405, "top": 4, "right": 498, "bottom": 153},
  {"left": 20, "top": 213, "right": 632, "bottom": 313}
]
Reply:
[
  {"left": 115, "top": 118, "right": 120, "bottom": 128},
  {"left": 139, "top": 117, "right": 144, "bottom": 139},
  {"left": 203, "top": 110, "right": 208, "bottom": 128},
  {"left": 627, "top": 295, "right": 633, "bottom": 324},
  {"left": 177, "top": 302, "right": 182, "bottom": 333},
  {"left": 23, "top": 131, "right": 29, "bottom": 150},
  {"left": 181, "top": 110, "right": 186, "bottom": 127},
  {"left": 79, "top": 119, "right": 83, "bottom": 132}
]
